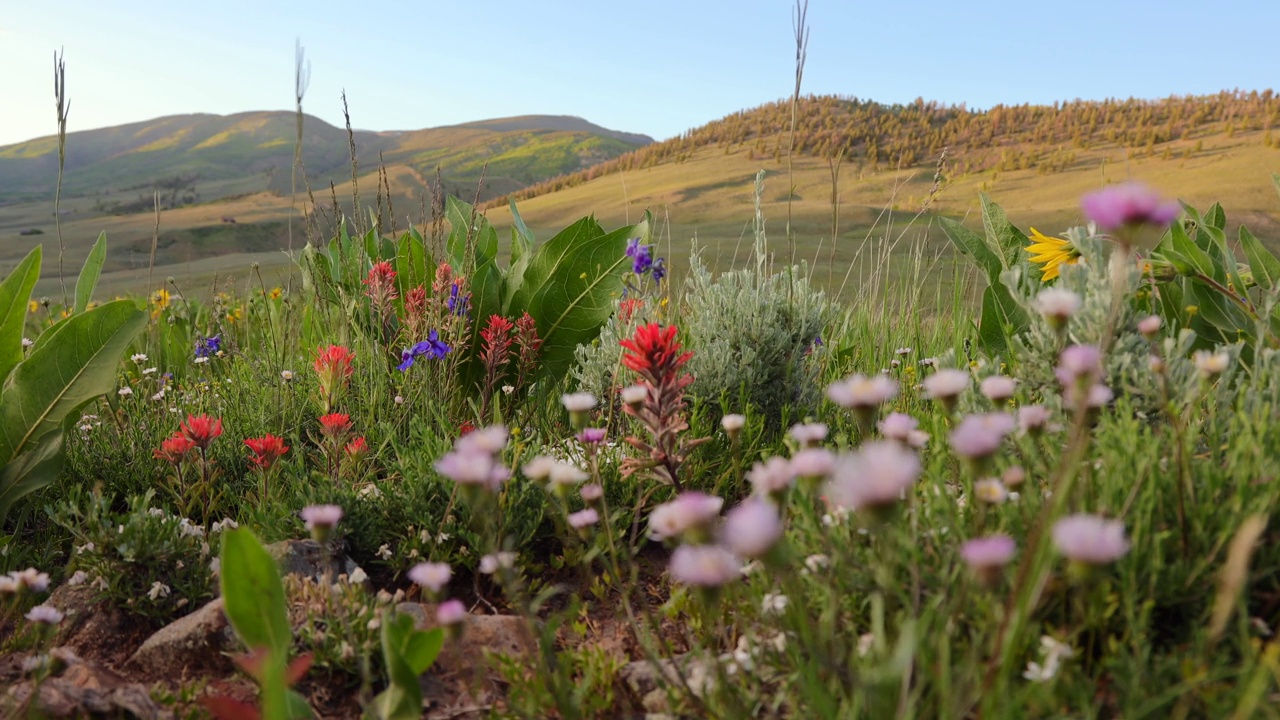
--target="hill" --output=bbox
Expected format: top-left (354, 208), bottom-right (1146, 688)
top-left (0, 112), bottom-right (653, 206)
top-left (482, 91), bottom-right (1280, 296)
top-left (0, 112), bottom-right (651, 293)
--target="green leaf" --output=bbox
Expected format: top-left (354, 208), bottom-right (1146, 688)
top-left (980, 193), bottom-right (1029, 271)
top-left (1203, 202), bottom-right (1227, 231)
top-left (0, 246), bottom-right (41, 388)
top-left (939, 217), bottom-right (1001, 282)
top-left (374, 613), bottom-right (426, 720)
top-left (446, 196), bottom-right (498, 265)
top-left (0, 430), bottom-right (65, 524)
top-left (0, 300), bottom-right (144, 467)
top-left (402, 626), bottom-right (445, 675)
top-left (511, 216), bottom-right (642, 381)
top-left (395, 228), bottom-right (429, 294)
top-left (74, 232), bottom-right (107, 315)
top-left (220, 528), bottom-right (292, 659)
top-left (1240, 225), bottom-right (1280, 291)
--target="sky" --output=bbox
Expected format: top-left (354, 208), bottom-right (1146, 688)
top-left (1, 0), bottom-right (1277, 147)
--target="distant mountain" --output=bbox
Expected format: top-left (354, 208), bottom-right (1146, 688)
top-left (0, 112), bottom-right (653, 205)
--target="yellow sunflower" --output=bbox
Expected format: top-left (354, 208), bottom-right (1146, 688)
top-left (1026, 227), bottom-right (1081, 282)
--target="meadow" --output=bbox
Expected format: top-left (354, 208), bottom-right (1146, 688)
top-left (4, 29), bottom-right (1280, 716)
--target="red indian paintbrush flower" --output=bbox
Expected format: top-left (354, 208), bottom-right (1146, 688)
top-left (363, 261), bottom-right (398, 300)
top-left (154, 433), bottom-right (196, 465)
top-left (244, 434), bottom-right (289, 470)
top-left (318, 412), bottom-right (352, 441)
top-left (344, 436), bottom-right (368, 462)
top-left (314, 344), bottom-right (355, 389)
top-left (619, 323), bottom-right (694, 380)
top-left (179, 414), bottom-right (223, 451)
top-left (618, 323), bottom-right (705, 489)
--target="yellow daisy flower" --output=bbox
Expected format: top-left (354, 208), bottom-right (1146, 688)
top-left (1026, 227), bottom-right (1081, 282)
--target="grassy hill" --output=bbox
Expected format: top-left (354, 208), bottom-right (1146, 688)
top-left (0, 112), bottom-right (651, 294)
top-left (482, 91), bottom-right (1280, 301)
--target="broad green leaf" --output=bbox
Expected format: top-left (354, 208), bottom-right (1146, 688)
top-left (1203, 202), bottom-right (1227, 231)
top-left (74, 232), bottom-right (107, 315)
top-left (220, 528), bottom-right (292, 658)
top-left (980, 193), bottom-right (1029, 271)
top-left (0, 430), bottom-right (65, 524)
top-left (1168, 220), bottom-right (1217, 279)
top-left (446, 196), bottom-right (498, 265)
top-left (402, 626), bottom-right (445, 674)
top-left (375, 613), bottom-right (426, 720)
top-left (0, 246), bottom-right (41, 388)
top-left (939, 217), bottom-right (1001, 282)
top-left (516, 216), bottom-right (643, 381)
top-left (504, 200), bottom-right (538, 304)
top-left (1240, 226), bottom-right (1280, 291)
top-left (395, 229), bottom-right (428, 294)
top-left (0, 300), bottom-right (144, 466)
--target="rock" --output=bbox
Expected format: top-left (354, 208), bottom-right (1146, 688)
top-left (4, 654), bottom-right (172, 719)
top-left (126, 597), bottom-right (232, 677)
top-left (45, 583), bottom-right (153, 667)
top-left (618, 654), bottom-right (715, 714)
top-left (395, 602), bottom-right (536, 672)
top-left (266, 539), bottom-right (364, 583)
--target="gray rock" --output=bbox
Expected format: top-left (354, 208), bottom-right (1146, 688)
top-left (125, 597), bottom-right (232, 676)
top-left (618, 654), bottom-right (714, 714)
top-left (265, 539), bottom-right (364, 583)
top-left (5, 655), bottom-right (172, 719)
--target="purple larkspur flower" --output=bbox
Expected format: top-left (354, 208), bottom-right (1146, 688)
top-left (626, 237), bottom-right (654, 275)
top-left (651, 257), bottom-right (667, 282)
top-left (447, 285), bottom-right (470, 317)
top-left (398, 329), bottom-right (451, 371)
top-left (194, 334), bottom-right (222, 359)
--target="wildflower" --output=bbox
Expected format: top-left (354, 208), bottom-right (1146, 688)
top-left (362, 261), bottom-right (398, 305)
top-left (437, 599), bottom-right (468, 626)
top-left (117, 386), bottom-right (134, 398)
top-left (1002, 466), bottom-right (1027, 487)
top-left (1017, 405), bottom-right (1052, 435)
top-left (825, 374), bottom-right (898, 409)
top-left (479, 552), bottom-right (517, 575)
top-left (1052, 514), bottom-right (1130, 566)
top-left (244, 435), bottom-right (289, 470)
top-left (1026, 228), bottom-right (1081, 282)
top-left (762, 593), bottom-right (789, 615)
top-left (651, 257), bottom-right (667, 282)
top-left (980, 376), bottom-right (1017, 402)
top-left (398, 330), bottom-right (451, 371)
top-left (879, 412), bottom-right (929, 448)
top-left (394, 394), bottom-right (404, 404)
top-left (961, 534), bottom-right (1016, 586)
top-left (804, 554), bottom-right (830, 573)
top-left (1056, 345), bottom-right (1103, 387)
top-left (721, 498), bottom-right (782, 559)
top-left (407, 562), bottom-right (452, 595)
top-left (896, 347), bottom-right (912, 356)
top-left (318, 413), bottom-right (352, 441)
top-left (790, 448), bottom-right (835, 482)
top-left (9, 568), bottom-right (50, 594)
top-left (562, 392), bottom-right (597, 427)
top-left (547, 462), bottom-right (589, 490)
top-left (949, 413), bottom-right (1016, 464)
top-left (300, 504), bottom-right (343, 542)
top-left (194, 356), bottom-right (209, 365)
top-left (148, 582), bottom-right (171, 601)
top-left (824, 441), bottom-right (922, 516)
top-left (747, 456), bottom-right (795, 497)
top-left (377, 544), bottom-right (393, 560)
top-left (455, 424), bottom-right (508, 455)
top-left (648, 492), bottom-right (724, 542)
top-left (789, 422), bottom-right (828, 447)
top-left (1024, 636), bottom-right (1076, 682)
top-left (567, 507), bottom-right (599, 531)
top-left (194, 334), bottom-right (222, 359)
top-left (923, 369), bottom-right (970, 409)
top-left (576, 428), bottom-right (606, 445)
top-left (313, 344), bottom-right (355, 401)
top-left (446, 282), bottom-right (470, 317)
top-left (25, 605), bottom-right (63, 625)
top-left (668, 545), bottom-right (741, 588)
top-left (1081, 182), bottom-right (1180, 235)
top-left (131, 353), bottom-right (148, 363)
top-left (580, 483), bottom-right (604, 505)
top-left (620, 384), bottom-right (647, 407)
top-left (435, 450), bottom-right (508, 491)
top-left (522, 455), bottom-right (557, 481)
top-left (179, 414), bottom-right (223, 450)
top-left (21, 337), bottom-right (33, 348)
top-left (344, 437), bottom-right (368, 463)
top-left (973, 478), bottom-right (1009, 504)
top-left (281, 370), bottom-right (294, 381)
top-left (143, 367), bottom-right (157, 375)
top-left (721, 413), bottom-right (746, 441)
top-left (1193, 350), bottom-right (1230, 378)
top-left (1138, 315), bottom-right (1162, 340)
top-left (626, 237), bottom-right (654, 275)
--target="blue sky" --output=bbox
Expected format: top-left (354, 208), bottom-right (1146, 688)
top-left (2, 0), bottom-right (1276, 146)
